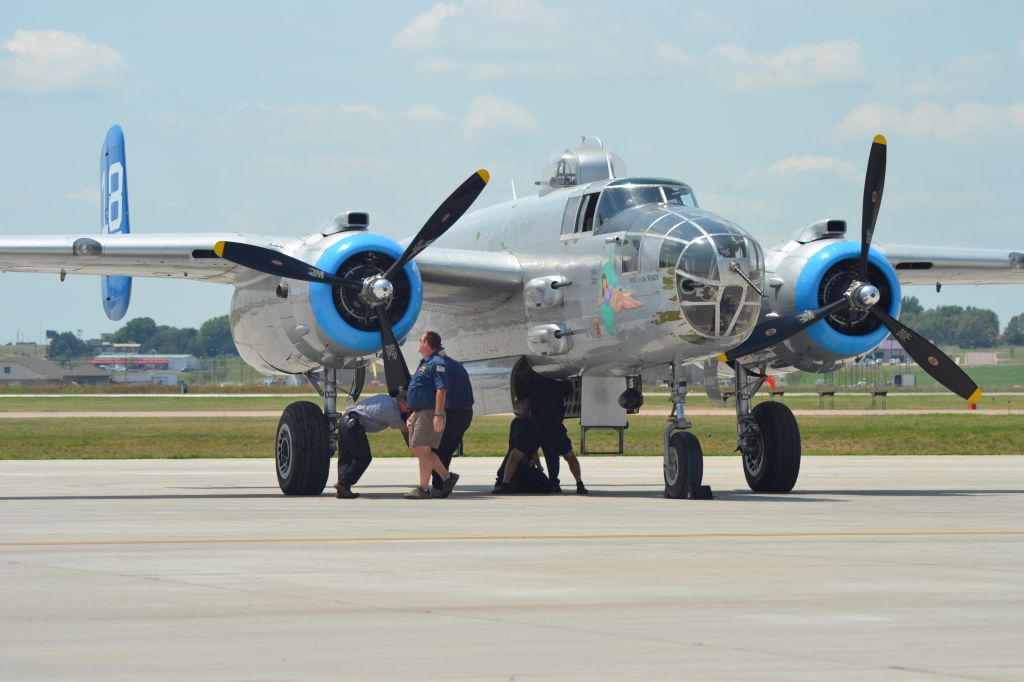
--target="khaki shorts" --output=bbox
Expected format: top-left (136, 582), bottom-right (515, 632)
top-left (409, 409), bottom-right (444, 448)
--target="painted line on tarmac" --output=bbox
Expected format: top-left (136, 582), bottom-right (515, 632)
top-left (3, 530), bottom-right (1023, 548)
top-left (0, 411), bottom-right (283, 418)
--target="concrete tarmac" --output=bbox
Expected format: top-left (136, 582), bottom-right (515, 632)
top-left (1, 456), bottom-right (1023, 681)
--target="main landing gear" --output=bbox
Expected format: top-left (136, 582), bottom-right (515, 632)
top-left (662, 360), bottom-right (802, 498)
top-left (274, 367), bottom-right (364, 495)
top-left (733, 363), bottom-right (801, 493)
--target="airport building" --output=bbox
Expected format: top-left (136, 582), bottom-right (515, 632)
top-left (90, 351), bottom-right (198, 385)
top-left (0, 356), bottom-right (111, 386)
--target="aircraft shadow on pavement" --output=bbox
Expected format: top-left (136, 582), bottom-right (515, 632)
top-left (5, 487), bottom-right (1020, 503)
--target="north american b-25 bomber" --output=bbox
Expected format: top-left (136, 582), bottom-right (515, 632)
top-left (2, 127), bottom-right (1022, 498)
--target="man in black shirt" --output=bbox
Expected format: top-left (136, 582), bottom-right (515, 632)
top-left (497, 365), bottom-right (588, 494)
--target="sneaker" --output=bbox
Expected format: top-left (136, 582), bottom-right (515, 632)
top-left (576, 482), bottom-right (589, 495)
top-left (334, 484), bottom-right (359, 499)
top-left (442, 472), bottom-right (460, 495)
top-left (550, 483), bottom-right (562, 494)
top-left (491, 481), bottom-right (516, 494)
top-left (404, 486), bottom-right (432, 499)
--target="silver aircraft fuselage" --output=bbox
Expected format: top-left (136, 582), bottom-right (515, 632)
top-left (410, 177), bottom-right (765, 378)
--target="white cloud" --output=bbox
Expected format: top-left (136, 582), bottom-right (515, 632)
top-left (405, 104), bottom-right (449, 125)
top-left (418, 57), bottom-right (574, 80)
top-left (902, 76), bottom-right (958, 100)
top-left (656, 43), bottom-right (696, 69)
top-left (1009, 103), bottom-right (1024, 129)
top-left (708, 40), bottom-right (864, 91)
top-left (391, 0), bottom-right (592, 77)
top-left (697, 191), bottom-right (779, 222)
top-left (463, 96), bottom-right (540, 138)
top-left (64, 187), bottom-right (98, 209)
top-left (213, 99), bottom-right (500, 144)
top-left (391, 2), bottom-right (460, 51)
top-left (948, 53), bottom-right (1002, 79)
top-left (339, 103), bottom-right (385, 118)
top-left (837, 102), bottom-right (1024, 140)
top-left (0, 29), bottom-right (129, 94)
top-left (157, 112), bottom-right (189, 131)
top-left (764, 155), bottom-right (858, 180)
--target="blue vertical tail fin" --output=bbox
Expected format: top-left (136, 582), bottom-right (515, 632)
top-left (100, 124), bottom-right (132, 320)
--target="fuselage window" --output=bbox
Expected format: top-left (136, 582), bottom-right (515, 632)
top-left (595, 187), bottom-right (663, 228)
top-left (576, 193), bottom-right (599, 233)
top-left (663, 185), bottom-right (697, 207)
top-left (561, 196), bottom-right (582, 236)
top-left (594, 183), bottom-right (697, 229)
top-left (620, 238), bottom-right (642, 273)
top-left (658, 238), bottom-right (686, 269)
top-left (712, 234), bottom-right (750, 259)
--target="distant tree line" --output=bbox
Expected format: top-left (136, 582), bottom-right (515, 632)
top-left (41, 302), bottom-right (1024, 365)
top-left (901, 297), bottom-right (1024, 348)
top-left (46, 315), bottom-right (236, 363)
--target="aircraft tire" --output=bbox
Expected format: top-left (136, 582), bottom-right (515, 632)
top-left (664, 431), bottom-right (703, 499)
top-left (276, 401), bottom-right (331, 495)
top-left (744, 401), bottom-right (801, 493)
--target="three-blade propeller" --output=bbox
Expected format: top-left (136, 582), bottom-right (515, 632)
top-left (719, 135), bottom-right (981, 403)
top-left (215, 169), bottom-right (490, 395)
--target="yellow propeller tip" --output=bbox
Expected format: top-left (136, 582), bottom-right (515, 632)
top-left (873, 134), bottom-right (887, 146)
top-left (477, 169), bottom-right (490, 184)
top-left (213, 241), bottom-right (225, 257)
top-left (715, 353), bottom-right (728, 362)
top-left (968, 388), bottom-right (982, 404)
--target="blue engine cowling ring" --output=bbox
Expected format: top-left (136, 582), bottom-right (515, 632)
top-left (310, 234), bottom-right (423, 353)
top-left (794, 241), bottom-right (901, 358)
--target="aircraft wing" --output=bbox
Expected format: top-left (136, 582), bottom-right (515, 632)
top-left (877, 243), bottom-right (1024, 285)
top-left (0, 234), bottom-right (525, 302)
top-left (414, 247), bottom-right (523, 313)
top-left (0, 233), bottom-right (292, 286)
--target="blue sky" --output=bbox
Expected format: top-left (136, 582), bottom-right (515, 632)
top-left (1, 0), bottom-right (1022, 343)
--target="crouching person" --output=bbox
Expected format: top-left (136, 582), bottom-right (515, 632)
top-left (492, 399), bottom-right (552, 494)
top-left (335, 388), bottom-right (410, 499)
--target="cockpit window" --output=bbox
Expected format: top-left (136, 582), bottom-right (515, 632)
top-left (594, 181), bottom-right (697, 230)
top-left (712, 234), bottom-right (751, 259)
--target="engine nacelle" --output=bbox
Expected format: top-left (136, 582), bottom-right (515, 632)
top-left (229, 232), bottom-right (423, 374)
top-left (756, 227), bottom-right (901, 373)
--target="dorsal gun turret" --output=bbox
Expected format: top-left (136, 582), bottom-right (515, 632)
top-left (537, 136), bottom-right (627, 196)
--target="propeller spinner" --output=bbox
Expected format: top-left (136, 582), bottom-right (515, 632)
top-left (215, 169), bottom-right (490, 395)
top-left (719, 136), bottom-right (981, 403)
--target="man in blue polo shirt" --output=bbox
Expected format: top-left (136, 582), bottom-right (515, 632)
top-left (404, 330), bottom-right (459, 499)
top-left (430, 349), bottom-right (474, 497)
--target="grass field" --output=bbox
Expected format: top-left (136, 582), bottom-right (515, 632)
top-left (1, 392), bottom-right (1022, 412)
top-left (1, 413), bottom-right (1021, 460)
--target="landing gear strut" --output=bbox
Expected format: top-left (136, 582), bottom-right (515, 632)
top-left (274, 367), bottom-right (364, 495)
top-left (663, 363), bottom-right (712, 499)
top-left (732, 363), bottom-right (801, 493)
